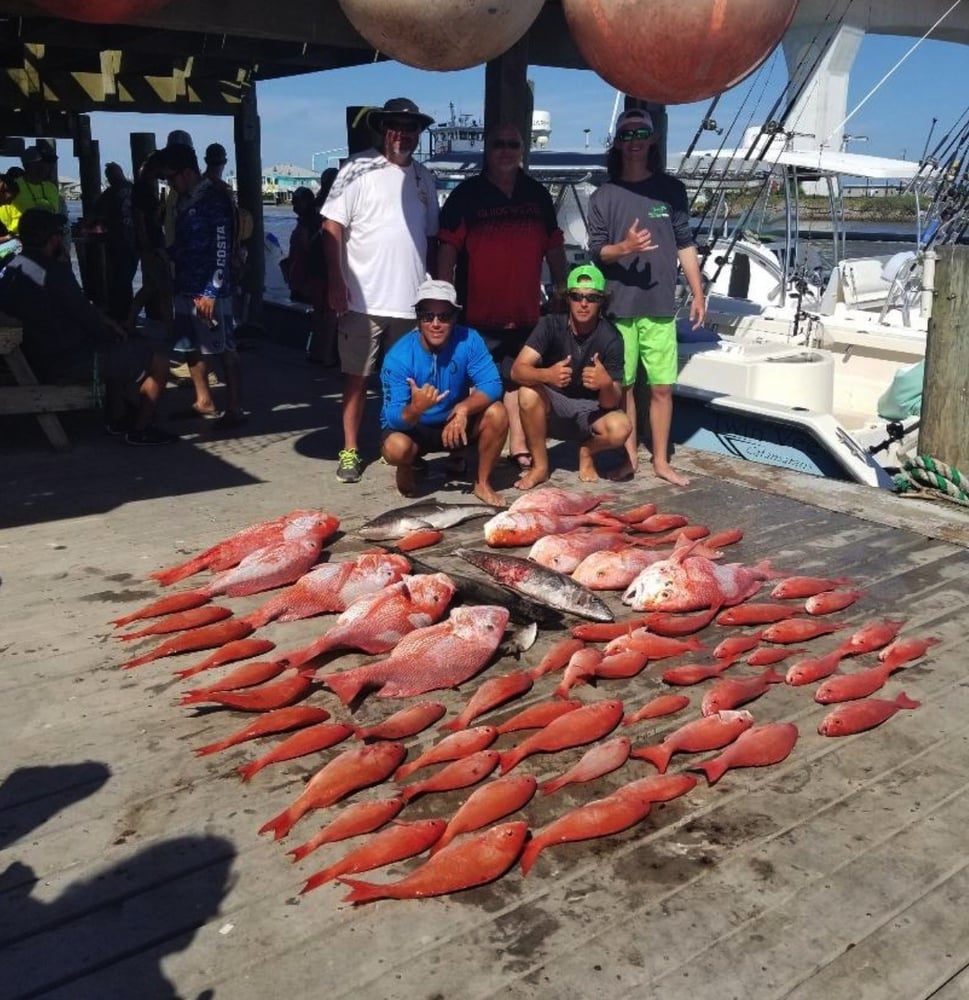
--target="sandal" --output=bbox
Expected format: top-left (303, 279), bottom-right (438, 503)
top-left (508, 452), bottom-right (533, 471)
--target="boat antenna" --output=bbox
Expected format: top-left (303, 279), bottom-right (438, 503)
top-left (821, 0), bottom-right (965, 147)
top-left (919, 118), bottom-right (939, 166)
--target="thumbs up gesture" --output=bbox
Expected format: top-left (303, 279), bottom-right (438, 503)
top-left (581, 352), bottom-right (609, 391)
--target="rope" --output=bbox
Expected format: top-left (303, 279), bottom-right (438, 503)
top-left (893, 454), bottom-right (969, 506)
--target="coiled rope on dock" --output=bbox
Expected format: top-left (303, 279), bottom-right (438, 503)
top-left (893, 455), bottom-right (969, 506)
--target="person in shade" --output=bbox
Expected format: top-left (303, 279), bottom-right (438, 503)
top-left (587, 107), bottom-right (706, 486)
top-left (322, 97), bottom-right (439, 484)
top-left (0, 208), bottom-right (177, 445)
top-left (90, 162), bottom-right (138, 323)
top-left (437, 122), bottom-right (568, 474)
top-left (379, 278), bottom-right (508, 506)
top-left (162, 143), bottom-right (244, 426)
top-left (510, 263), bottom-right (630, 489)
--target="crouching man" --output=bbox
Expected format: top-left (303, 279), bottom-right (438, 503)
top-left (510, 263), bottom-right (630, 488)
top-left (379, 278), bottom-right (508, 506)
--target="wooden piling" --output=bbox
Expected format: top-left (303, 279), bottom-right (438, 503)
top-left (129, 132), bottom-right (156, 179)
top-left (919, 244), bottom-right (969, 473)
top-left (234, 89), bottom-right (264, 326)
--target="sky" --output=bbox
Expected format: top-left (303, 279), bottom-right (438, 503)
top-left (4, 32), bottom-right (968, 180)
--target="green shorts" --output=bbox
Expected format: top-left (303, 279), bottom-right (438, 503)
top-left (613, 315), bottom-right (678, 387)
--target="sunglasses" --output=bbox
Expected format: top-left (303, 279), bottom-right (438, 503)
top-left (418, 309), bottom-right (456, 324)
top-left (490, 139), bottom-right (522, 150)
top-left (568, 291), bottom-right (605, 304)
top-left (617, 127), bottom-right (654, 142)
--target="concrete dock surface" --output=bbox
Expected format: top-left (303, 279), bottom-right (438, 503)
top-left (2, 340), bottom-right (968, 1000)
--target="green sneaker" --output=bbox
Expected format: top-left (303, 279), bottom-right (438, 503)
top-left (336, 448), bottom-right (363, 483)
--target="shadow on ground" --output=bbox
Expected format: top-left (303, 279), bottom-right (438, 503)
top-left (0, 762), bottom-right (235, 1000)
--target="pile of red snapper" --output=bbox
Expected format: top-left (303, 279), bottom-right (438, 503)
top-left (108, 491), bottom-right (937, 904)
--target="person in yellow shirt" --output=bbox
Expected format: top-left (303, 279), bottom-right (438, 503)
top-left (0, 172), bottom-right (20, 249)
top-left (13, 146), bottom-right (61, 219)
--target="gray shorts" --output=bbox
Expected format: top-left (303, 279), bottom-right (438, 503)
top-left (172, 293), bottom-right (237, 355)
top-left (338, 311), bottom-right (414, 377)
top-left (545, 388), bottom-right (613, 442)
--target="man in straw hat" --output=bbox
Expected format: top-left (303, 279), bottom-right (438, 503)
top-left (322, 97), bottom-right (439, 485)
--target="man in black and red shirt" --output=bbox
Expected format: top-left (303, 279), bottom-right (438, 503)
top-left (437, 123), bottom-right (568, 472)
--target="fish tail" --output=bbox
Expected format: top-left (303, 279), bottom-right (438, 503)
top-left (690, 759), bottom-right (726, 785)
top-left (236, 761), bottom-right (263, 782)
top-left (539, 777), bottom-right (564, 796)
top-left (194, 739), bottom-right (230, 756)
top-left (318, 670), bottom-right (368, 706)
top-left (258, 808), bottom-right (296, 841)
top-left (629, 744), bottom-right (671, 773)
top-left (428, 831), bottom-right (453, 857)
top-left (150, 558), bottom-right (210, 586)
top-left (519, 837), bottom-right (543, 876)
top-left (498, 748), bottom-right (525, 775)
top-left (896, 692), bottom-right (921, 710)
top-left (301, 867), bottom-right (340, 895)
top-left (179, 691), bottom-right (208, 706)
top-left (121, 650), bottom-right (162, 669)
top-left (338, 876), bottom-right (386, 904)
top-left (393, 762), bottom-right (418, 781)
top-left (439, 719), bottom-right (464, 733)
top-left (287, 840), bottom-right (316, 864)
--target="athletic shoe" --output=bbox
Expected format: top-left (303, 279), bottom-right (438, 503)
top-left (125, 426), bottom-right (180, 446)
top-left (336, 448), bottom-right (362, 483)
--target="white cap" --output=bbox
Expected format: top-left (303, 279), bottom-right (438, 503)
top-left (614, 108), bottom-right (654, 134)
top-left (414, 277), bottom-right (461, 308)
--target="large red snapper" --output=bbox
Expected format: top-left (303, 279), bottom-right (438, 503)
top-left (483, 510), bottom-right (622, 547)
top-left (318, 606), bottom-right (510, 704)
top-left (149, 509), bottom-right (336, 586)
top-left (571, 547), bottom-right (667, 591)
top-left (242, 552), bottom-right (410, 628)
top-left (281, 573), bottom-right (456, 673)
top-left (622, 543), bottom-right (772, 612)
top-left (509, 486), bottom-right (615, 515)
top-left (528, 527), bottom-right (627, 574)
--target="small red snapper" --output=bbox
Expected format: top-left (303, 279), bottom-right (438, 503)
top-left (630, 709), bottom-right (754, 772)
top-left (688, 722), bottom-right (799, 784)
top-left (818, 692), bottom-right (920, 736)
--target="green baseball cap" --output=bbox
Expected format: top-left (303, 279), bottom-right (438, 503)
top-left (567, 262), bottom-right (606, 292)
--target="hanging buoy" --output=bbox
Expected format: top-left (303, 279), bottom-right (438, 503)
top-left (563, 0), bottom-right (798, 104)
top-left (337, 0), bottom-right (544, 71)
top-left (30, 0), bottom-right (172, 23)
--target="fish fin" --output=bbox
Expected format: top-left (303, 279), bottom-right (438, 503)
top-left (258, 809), bottom-right (296, 841)
top-left (301, 867), bottom-right (340, 895)
top-left (629, 744), bottom-right (671, 773)
top-left (318, 669), bottom-right (370, 706)
top-left (338, 876), bottom-right (385, 904)
top-left (687, 758), bottom-right (726, 785)
top-left (120, 651), bottom-right (160, 669)
top-left (236, 761), bottom-right (261, 782)
top-left (498, 748), bottom-right (524, 775)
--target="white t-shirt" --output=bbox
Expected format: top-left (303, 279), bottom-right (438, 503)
top-left (323, 150), bottom-right (439, 318)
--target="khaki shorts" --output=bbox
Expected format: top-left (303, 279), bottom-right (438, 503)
top-left (613, 315), bottom-right (678, 386)
top-left (338, 311), bottom-right (414, 377)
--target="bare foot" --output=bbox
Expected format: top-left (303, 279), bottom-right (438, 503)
top-left (396, 465), bottom-right (418, 497)
top-left (605, 461), bottom-right (636, 483)
top-left (578, 463), bottom-right (600, 483)
top-left (473, 482), bottom-right (506, 507)
top-left (514, 468), bottom-right (550, 491)
top-left (653, 461), bottom-right (691, 486)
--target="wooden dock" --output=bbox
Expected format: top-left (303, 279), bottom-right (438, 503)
top-left (2, 341), bottom-right (968, 1000)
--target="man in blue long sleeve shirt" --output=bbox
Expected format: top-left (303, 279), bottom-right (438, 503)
top-left (380, 278), bottom-right (508, 505)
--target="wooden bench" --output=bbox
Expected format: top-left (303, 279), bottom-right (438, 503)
top-left (0, 323), bottom-right (95, 451)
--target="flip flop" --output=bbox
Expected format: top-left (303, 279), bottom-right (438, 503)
top-left (508, 452), bottom-right (533, 471)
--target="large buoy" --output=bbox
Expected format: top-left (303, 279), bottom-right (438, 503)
top-left (337, 0), bottom-right (544, 71)
top-left (30, 0), bottom-right (171, 22)
top-left (563, 0), bottom-right (798, 105)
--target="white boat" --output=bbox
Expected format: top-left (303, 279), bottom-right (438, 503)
top-left (666, 139), bottom-right (948, 487)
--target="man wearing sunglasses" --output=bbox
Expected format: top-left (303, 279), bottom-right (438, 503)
top-left (509, 263), bottom-right (630, 489)
top-left (588, 107), bottom-right (705, 487)
top-left (379, 278), bottom-right (508, 506)
top-left (438, 123), bottom-right (568, 476)
top-left (322, 97), bottom-right (439, 485)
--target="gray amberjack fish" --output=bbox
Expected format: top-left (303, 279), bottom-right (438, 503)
top-left (456, 548), bottom-right (615, 623)
top-left (359, 500), bottom-right (502, 540)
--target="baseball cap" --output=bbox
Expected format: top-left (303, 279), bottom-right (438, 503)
top-left (204, 142), bottom-right (227, 165)
top-left (567, 263), bottom-right (607, 292)
top-left (18, 208), bottom-right (68, 248)
top-left (166, 129), bottom-right (194, 149)
top-left (614, 108), bottom-right (654, 134)
top-left (414, 277), bottom-right (461, 308)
